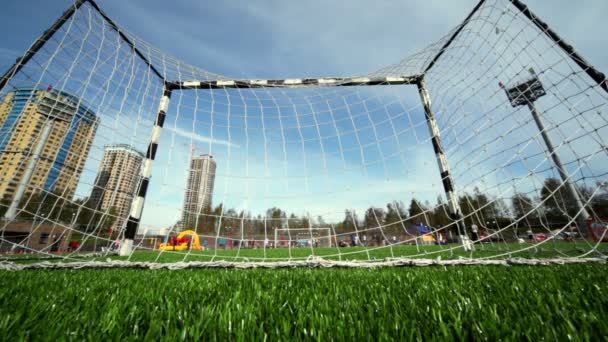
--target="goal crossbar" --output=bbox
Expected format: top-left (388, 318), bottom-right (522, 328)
top-left (166, 76), bottom-right (421, 90)
top-left (4, 0), bottom-right (605, 94)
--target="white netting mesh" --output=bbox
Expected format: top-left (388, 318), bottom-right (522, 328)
top-left (0, 0), bottom-right (607, 268)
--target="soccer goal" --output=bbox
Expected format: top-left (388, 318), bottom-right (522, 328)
top-left (1, 0), bottom-right (607, 269)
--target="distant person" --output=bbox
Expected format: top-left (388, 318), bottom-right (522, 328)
top-left (264, 238), bottom-right (269, 248)
top-left (562, 224), bottom-right (575, 242)
top-left (362, 235), bottom-right (367, 246)
top-left (527, 229), bottom-right (534, 242)
top-left (69, 240), bottom-right (79, 252)
top-left (471, 224), bottom-right (479, 243)
top-left (105, 239), bottom-right (121, 253)
top-left (218, 238), bottom-right (226, 250)
top-left (566, 224), bottom-right (576, 242)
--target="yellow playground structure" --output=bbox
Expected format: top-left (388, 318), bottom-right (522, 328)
top-left (158, 230), bottom-right (203, 251)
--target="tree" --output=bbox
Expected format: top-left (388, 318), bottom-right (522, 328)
top-left (492, 198), bottom-right (512, 228)
top-left (458, 187), bottom-right (498, 227)
top-left (428, 196), bottom-right (451, 229)
top-left (253, 214), bottom-right (265, 235)
top-left (384, 202), bottom-right (407, 235)
top-left (539, 177), bottom-right (605, 227)
top-left (472, 187), bottom-right (497, 223)
top-left (364, 207), bottom-right (386, 230)
top-left (183, 204), bottom-right (216, 234)
top-left (77, 205), bottom-right (117, 234)
top-left (539, 178), bottom-right (589, 225)
top-left (590, 183), bottom-right (608, 218)
top-left (407, 198), bottom-right (427, 225)
top-left (23, 193), bottom-right (120, 235)
top-left (266, 207), bottom-right (286, 235)
top-left (341, 210), bottom-right (359, 233)
top-left (300, 215), bottom-right (311, 229)
top-left (238, 210), bottom-right (254, 238)
top-left (288, 213), bottom-right (300, 228)
top-left (315, 215), bottom-right (326, 228)
top-left (200, 205), bottom-right (216, 234)
top-left (19, 192), bottom-right (63, 221)
top-left (209, 203), bottom-right (225, 233)
top-left (227, 208), bottom-right (240, 232)
top-left (512, 193), bottom-right (538, 224)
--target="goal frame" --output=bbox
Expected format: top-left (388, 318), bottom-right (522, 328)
top-left (2, 0), bottom-right (607, 257)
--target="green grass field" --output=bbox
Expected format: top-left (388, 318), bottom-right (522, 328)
top-left (0, 264), bottom-right (606, 340)
top-left (5, 241), bottom-right (607, 264)
top-left (1, 243), bottom-right (607, 340)
top-left (122, 241), bottom-right (607, 263)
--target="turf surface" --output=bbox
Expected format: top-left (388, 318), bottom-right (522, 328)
top-left (0, 264), bottom-right (606, 340)
top-left (122, 242), bottom-right (605, 263)
top-left (4, 241), bottom-right (606, 264)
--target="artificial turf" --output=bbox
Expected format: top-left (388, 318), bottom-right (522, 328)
top-left (4, 241), bottom-right (605, 265)
top-left (0, 264), bottom-right (606, 340)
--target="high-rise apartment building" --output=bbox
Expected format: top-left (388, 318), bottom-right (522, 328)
top-left (182, 154), bottom-right (216, 229)
top-left (0, 88), bottom-right (98, 202)
top-left (89, 145), bottom-right (143, 228)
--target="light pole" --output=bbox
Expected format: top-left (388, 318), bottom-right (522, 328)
top-left (500, 68), bottom-right (590, 234)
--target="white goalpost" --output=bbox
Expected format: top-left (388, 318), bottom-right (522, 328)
top-left (1, 0), bottom-right (608, 268)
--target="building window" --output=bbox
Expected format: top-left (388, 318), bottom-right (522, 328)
top-left (39, 233), bottom-right (49, 245)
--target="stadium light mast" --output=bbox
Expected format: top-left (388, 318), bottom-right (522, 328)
top-left (500, 68), bottom-right (591, 232)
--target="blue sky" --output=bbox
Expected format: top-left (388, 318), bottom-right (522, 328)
top-left (2, 1), bottom-right (606, 78)
top-left (1, 0), bottom-right (607, 232)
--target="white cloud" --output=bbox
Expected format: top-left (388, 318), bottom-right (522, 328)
top-left (165, 125), bottom-right (240, 148)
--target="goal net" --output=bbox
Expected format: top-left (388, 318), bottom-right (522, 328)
top-left (1, 0), bottom-right (607, 268)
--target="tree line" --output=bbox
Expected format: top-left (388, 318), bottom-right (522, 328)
top-left (0, 192), bottom-right (117, 233)
top-left (2, 177), bottom-right (606, 237)
top-left (183, 177), bottom-right (608, 236)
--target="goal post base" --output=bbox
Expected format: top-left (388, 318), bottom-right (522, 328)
top-left (459, 235), bottom-right (475, 252)
top-left (119, 239), bottom-right (134, 256)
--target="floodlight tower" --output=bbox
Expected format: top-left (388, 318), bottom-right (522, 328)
top-left (500, 69), bottom-right (591, 232)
